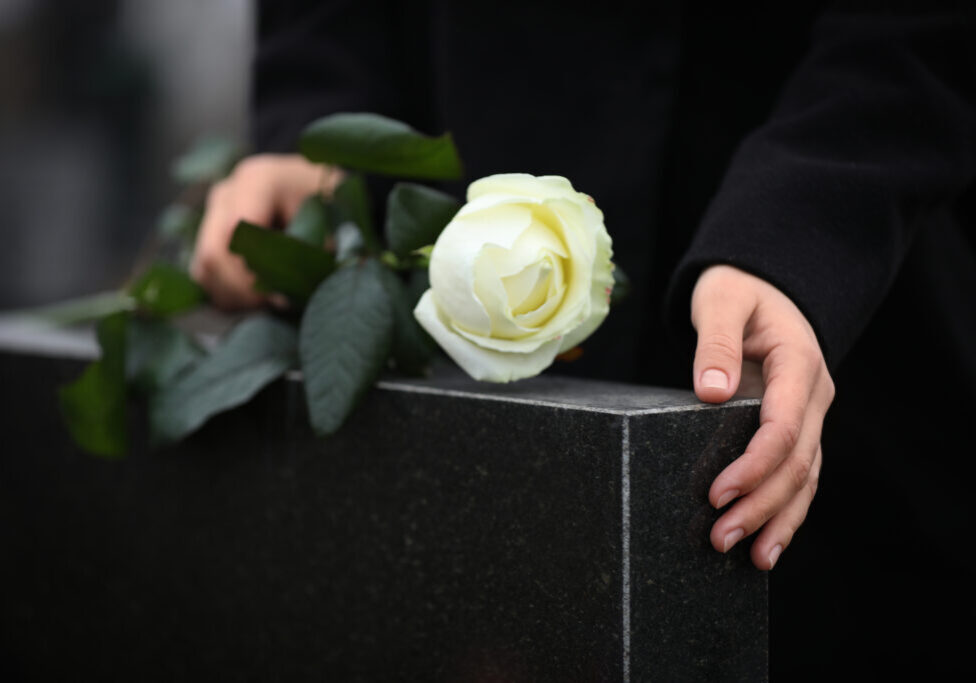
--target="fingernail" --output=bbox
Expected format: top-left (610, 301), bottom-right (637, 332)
top-left (701, 368), bottom-right (729, 390)
top-left (768, 544), bottom-right (783, 569)
top-left (715, 489), bottom-right (739, 509)
top-left (722, 528), bottom-right (744, 552)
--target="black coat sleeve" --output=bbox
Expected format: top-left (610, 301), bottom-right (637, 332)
top-left (251, 0), bottom-right (423, 153)
top-left (665, 4), bottom-right (976, 368)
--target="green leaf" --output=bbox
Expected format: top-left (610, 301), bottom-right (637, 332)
top-left (406, 268), bottom-right (431, 306)
top-left (59, 312), bottom-right (129, 458)
top-left (126, 318), bottom-right (205, 393)
top-left (150, 314), bottom-right (297, 444)
top-left (229, 221), bottom-right (336, 302)
top-left (376, 265), bottom-right (435, 376)
top-left (333, 173), bottom-right (379, 252)
top-left (299, 112), bottom-right (463, 180)
top-left (286, 194), bottom-right (335, 247)
top-left (157, 204), bottom-right (202, 241)
top-left (171, 135), bottom-right (241, 184)
top-left (13, 290), bottom-right (135, 327)
top-left (129, 263), bottom-right (205, 316)
top-left (385, 182), bottom-right (460, 256)
top-left (299, 260), bottom-right (394, 435)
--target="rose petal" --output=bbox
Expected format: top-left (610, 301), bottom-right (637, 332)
top-left (468, 174), bottom-right (579, 203)
top-left (469, 212), bottom-right (569, 340)
top-left (429, 203), bottom-right (534, 336)
top-left (504, 259), bottom-right (551, 314)
top-left (514, 253), bottom-right (565, 327)
top-left (557, 218), bottom-right (614, 352)
top-left (414, 290), bottom-right (562, 382)
top-left (502, 200), bottom-right (591, 341)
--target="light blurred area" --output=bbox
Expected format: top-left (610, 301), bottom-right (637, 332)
top-left (0, 0), bottom-right (253, 308)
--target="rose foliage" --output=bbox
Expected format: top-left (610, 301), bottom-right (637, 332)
top-left (45, 113), bottom-right (617, 458)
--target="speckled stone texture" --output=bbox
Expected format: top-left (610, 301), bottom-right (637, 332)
top-left (0, 326), bottom-right (765, 682)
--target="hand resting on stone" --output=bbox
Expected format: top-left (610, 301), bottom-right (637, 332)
top-left (691, 264), bottom-right (834, 570)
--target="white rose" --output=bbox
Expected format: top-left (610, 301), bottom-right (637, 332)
top-left (413, 173), bottom-right (614, 382)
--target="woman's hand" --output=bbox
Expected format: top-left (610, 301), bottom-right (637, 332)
top-left (691, 264), bottom-right (834, 570)
top-left (190, 153), bottom-right (338, 309)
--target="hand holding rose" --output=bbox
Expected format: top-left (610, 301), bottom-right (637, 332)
top-left (190, 154), bottom-right (338, 309)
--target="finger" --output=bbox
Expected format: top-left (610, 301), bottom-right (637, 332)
top-left (245, 154), bottom-right (329, 223)
top-left (191, 181), bottom-right (266, 309)
top-left (690, 272), bottom-right (756, 403)
top-left (229, 164), bottom-right (277, 228)
top-left (190, 180), bottom-right (233, 287)
top-left (205, 252), bottom-right (264, 310)
top-left (710, 379), bottom-right (827, 552)
top-left (751, 445), bottom-right (822, 570)
top-left (277, 159), bottom-right (338, 218)
top-left (708, 343), bottom-right (823, 507)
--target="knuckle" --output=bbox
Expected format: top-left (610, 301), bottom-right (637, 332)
top-left (799, 341), bottom-right (821, 366)
top-left (777, 419), bottom-right (802, 454)
top-left (234, 154), bottom-right (262, 174)
top-left (699, 332), bottom-right (741, 364)
top-left (230, 156), bottom-right (265, 184)
top-left (746, 491), bottom-right (780, 531)
top-left (786, 455), bottom-right (813, 491)
top-left (727, 455), bottom-right (763, 492)
top-left (234, 153), bottom-right (279, 180)
top-left (824, 372), bottom-right (836, 403)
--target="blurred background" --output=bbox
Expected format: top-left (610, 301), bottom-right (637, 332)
top-left (0, 0), bottom-right (252, 309)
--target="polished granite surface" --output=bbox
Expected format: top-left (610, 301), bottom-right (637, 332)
top-left (0, 323), bottom-right (764, 682)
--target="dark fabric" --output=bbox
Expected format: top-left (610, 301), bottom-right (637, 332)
top-left (667, 7), bottom-right (976, 368)
top-left (252, 1), bottom-right (976, 677)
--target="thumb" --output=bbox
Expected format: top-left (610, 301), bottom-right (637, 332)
top-left (690, 267), bottom-right (754, 403)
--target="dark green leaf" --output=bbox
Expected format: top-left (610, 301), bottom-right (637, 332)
top-left (299, 260), bottom-right (394, 435)
top-left (376, 265), bottom-right (435, 376)
top-left (406, 269), bottom-right (431, 307)
top-left (610, 265), bottom-right (630, 306)
top-left (171, 135), bottom-right (241, 184)
top-left (286, 194), bottom-right (336, 246)
top-left (229, 221), bottom-right (335, 302)
top-left (385, 182), bottom-right (460, 256)
top-left (130, 263), bottom-right (205, 316)
top-left (333, 173), bottom-right (379, 252)
top-left (59, 312), bottom-right (128, 458)
top-left (126, 318), bottom-right (205, 393)
top-left (299, 112), bottom-right (462, 180)
top-left (150, 315), bottom-right (297, 444)
top-left (157, 204), bottom-right (202, 241)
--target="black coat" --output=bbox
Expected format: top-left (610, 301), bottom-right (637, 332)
top-left (253, 1), bottom-right (976, 677)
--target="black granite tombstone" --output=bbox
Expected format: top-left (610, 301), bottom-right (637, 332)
top-left (0, 321), bottom-right (765, 682)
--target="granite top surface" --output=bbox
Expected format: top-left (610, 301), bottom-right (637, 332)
top-left (0, 313), bottom-right (760, 416)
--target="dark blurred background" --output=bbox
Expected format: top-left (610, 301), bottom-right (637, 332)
top-left (0, 0), bottom-right (252, 309)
